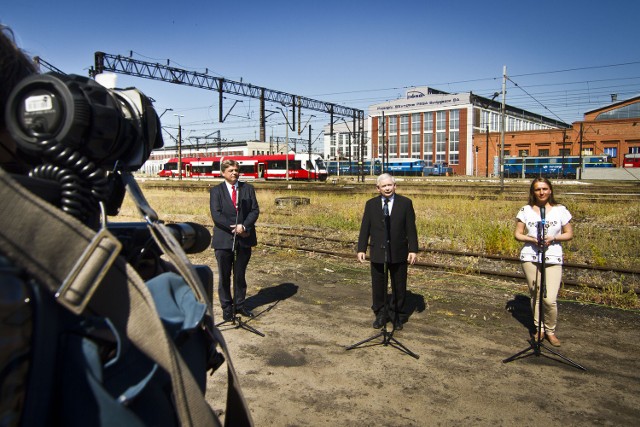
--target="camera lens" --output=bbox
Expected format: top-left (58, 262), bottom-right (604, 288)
top-left (6, 72), bottom-right (162, 171)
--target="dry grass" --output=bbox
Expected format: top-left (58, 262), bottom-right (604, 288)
top-left (117, 184), bottom-right (639, 270)
top-left (115, 181), bottom-right (639, 309)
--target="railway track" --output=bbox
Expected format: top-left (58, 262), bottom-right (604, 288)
top-left (259, 224), bottom-right (640, 295)
top-left (139, 178), bottom-right (640, 202)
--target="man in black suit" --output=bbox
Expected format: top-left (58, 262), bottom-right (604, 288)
top-left (210, 159), bottom-right (260, 321)
top-left (357, 173), bottom-right (418, 330)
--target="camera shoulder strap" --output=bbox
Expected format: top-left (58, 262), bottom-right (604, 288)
top-left (0, 167), bottom-right (252, 427)
top-left (120, 171), bottom-right (254, 427)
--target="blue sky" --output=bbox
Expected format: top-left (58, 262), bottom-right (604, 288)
top-left (4, 0), bottom-right (640, 149)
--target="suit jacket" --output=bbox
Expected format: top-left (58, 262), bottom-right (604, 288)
top-left (210, 181), bottom-right (259, 250)
top-left (357, 193), bottom-right (418, 264)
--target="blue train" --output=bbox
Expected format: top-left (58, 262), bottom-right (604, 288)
top-left (326, 160), bottom-right (382, 176)
top-left (503, 155), bottom-right (613, 178)
top-left (385, 159), bottom-right (427, 176)
top-left (326, 158), bottom-right (427, 176)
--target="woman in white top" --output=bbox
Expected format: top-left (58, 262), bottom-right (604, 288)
top-left (514, 177), bottom-right (573, 347)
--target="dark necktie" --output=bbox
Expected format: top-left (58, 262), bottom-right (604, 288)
top-left (232, 185), bottom-right (237, 211)
top-left (383, 197), bottom-right (389, 217)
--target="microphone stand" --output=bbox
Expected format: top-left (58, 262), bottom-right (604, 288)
top-left (503, 206), bottom-right (585, 370)
top-left (347, 200), bottom-right (419, 359)
top-left (216, 183), bottom-right (264, 337)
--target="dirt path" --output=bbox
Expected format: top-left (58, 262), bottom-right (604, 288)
top-left (197, 247), bottom-right (640, 426)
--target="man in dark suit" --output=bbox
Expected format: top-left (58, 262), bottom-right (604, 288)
top-left (357, 173), bottom-right (418, 330)
top-left (210, 159), bottom-right (260, 321)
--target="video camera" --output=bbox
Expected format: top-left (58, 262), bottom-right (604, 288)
top-left (1, 55), bottom-right (233, 423)
top-left (4, 71), bottom-right (212, 285)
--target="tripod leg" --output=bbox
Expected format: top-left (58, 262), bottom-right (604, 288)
top-left (346, 331), bottom-right (386, 350)
top-left (235, 317), bottom-right (265, 337)
top-left (387, 336), bottom-right (420, 359)
top-left (539, 343), bottom-right (587, 371)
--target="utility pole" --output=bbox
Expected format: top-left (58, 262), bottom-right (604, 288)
top-left (500, 65), bottom-right (507, 192)
top-left (485, 124), bottom-right (489, 177)
top-left (308, 125), bottom-right (313, 180)
top-left (285, 110), bottom-right (290, 181)
top-left (174, 114), bottom-right (184, 180)
top-left (382, 111), bottom-right (386, 174)
top-left (579, 123), bottom-right (584, 180)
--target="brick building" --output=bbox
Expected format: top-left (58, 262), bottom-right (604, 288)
top-left (323, 88), bottom-right (639, 177)
top-left (471, 94), bottom-right (640, 177)
top-left (324, 87), bottom-right (569, 176)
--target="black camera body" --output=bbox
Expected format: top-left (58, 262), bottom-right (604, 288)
top-left (4, 71), bottom-right (212, 283)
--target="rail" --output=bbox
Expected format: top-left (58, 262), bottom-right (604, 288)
top-left (260, 224), bottom-right (640, 294)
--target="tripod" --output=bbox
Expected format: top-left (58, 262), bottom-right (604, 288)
top-left (503, 206), bottom-right (585, 370)
top-left (347, 200), bottom-right (419, 359)
top-left (216, 186), bottom-right (264, 337)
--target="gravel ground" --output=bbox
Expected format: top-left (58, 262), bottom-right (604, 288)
top-left (192, 246), bottom-right (640, 426)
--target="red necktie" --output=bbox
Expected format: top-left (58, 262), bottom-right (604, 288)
top-left (232, 185), bottom-right (237, 211)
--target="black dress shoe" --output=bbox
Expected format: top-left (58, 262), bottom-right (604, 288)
top-left (222, 309), bottom-right (233, 321)
top-left (372, 312), bottom-right (387, 329)
top-left (393, 320), bottom-right (403, 331)
top-left (237, 307), bottom-right (255, 318)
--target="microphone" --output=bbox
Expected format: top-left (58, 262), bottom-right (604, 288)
top-left (235, 184), bottom-right (240, 211)
top-left (537, 206), bottom-right (546, 246)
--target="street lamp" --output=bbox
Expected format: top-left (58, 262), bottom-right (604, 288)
top-left (174, 114), bottom-right (184, 180)
top-left (500, 65), bottom-right (507, 192)
top-left (277, 107), bottom-right (291, 181)
top-left (159, 108), bottom-right (173, 118)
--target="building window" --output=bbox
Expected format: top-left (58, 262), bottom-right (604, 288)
top-left (449, 131), bottom-right (459, 164)
top-left (436, 111), bottom-right (446, 131)
top-left (412, 113), bottom-right (421, 133)
top-left (424, 112), bottom-right (433, 132)
top-left (389, 115), bottom-right (397, 134)
top-left (491, 112), bottom-right (500, 131)
top-left (436, 111), bottom-right (446, 163)
top-left (519, 149), bottom-right (529, 157)
top-left (481, 110), bottom-right (489, 129)
top-left (400, 115), bottom-right (409, 134)
top-left (449, 109), bottom-right (459, 130)
top-left (604, 147), bottom-right (617, 158)
top-left (389, 135), bottom-right (397, 156)
top-left (424, 134), bottom-right (433, 164)
top-left (448, 110), bottom-right (459, 165)
top-left (423, 112), bottom-right (433, 164)
top-left (412, 134), bottom-right (421, 157)
top-left (400, 134), bottom-right (409, 157)
top-left (539, 149), bottom-right (549, 156)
